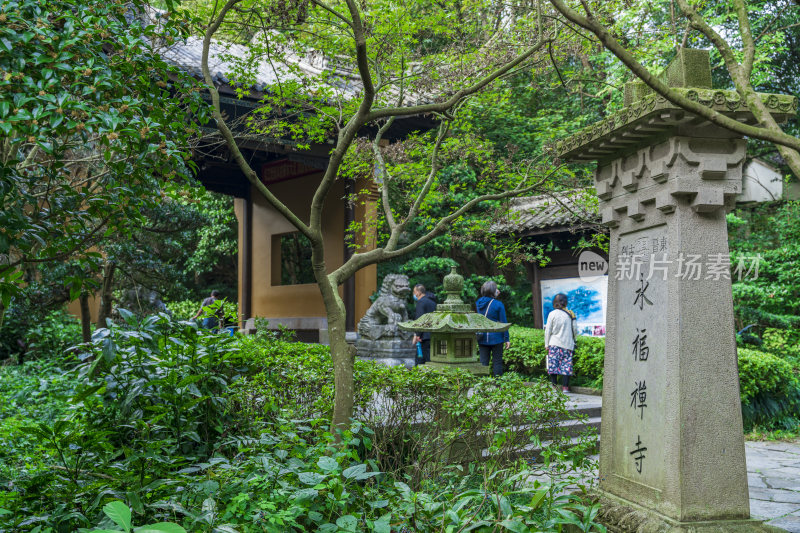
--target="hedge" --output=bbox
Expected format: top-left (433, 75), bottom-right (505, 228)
top-left (505, 326), bottom-right (800, 429)
top-left (738, 347), bottom-right (800, 429)
top-left (504, 326), bottom-right (605, 387)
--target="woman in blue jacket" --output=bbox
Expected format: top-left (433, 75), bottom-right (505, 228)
top-left (475, 281), bottom-right (511, 377)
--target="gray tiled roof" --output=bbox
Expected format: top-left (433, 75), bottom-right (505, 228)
top-left (491, 189), bottom-right (600, 234)
top-left (162, 36), bottom-right (361, 96)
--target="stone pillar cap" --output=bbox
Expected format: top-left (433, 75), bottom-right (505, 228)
top-left (553, 49), bottom-right (797, 162)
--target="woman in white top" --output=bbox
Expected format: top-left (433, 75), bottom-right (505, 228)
top-left (544, 293), bottom-right (578, 393)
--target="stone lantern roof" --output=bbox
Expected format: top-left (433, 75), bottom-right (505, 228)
top-left (398, 266), bottom-right (510, 334)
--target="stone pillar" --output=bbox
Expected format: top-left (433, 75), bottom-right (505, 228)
top-left (597, 128), bottom-right (751, 525)
top-left (554, 50), bottom-right (797, 532)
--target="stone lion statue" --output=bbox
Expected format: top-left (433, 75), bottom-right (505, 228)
top-left (357, 274), bottom-right (412, 340)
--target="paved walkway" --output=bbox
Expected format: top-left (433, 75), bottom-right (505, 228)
top-left (746, 440), bottom-right (800, 532)
top-left (562, 392), bottom-right (800, 532)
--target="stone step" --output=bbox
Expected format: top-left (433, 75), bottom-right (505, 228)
top-left (483, 392), bottom-right (603, 463)
top-left (473, 416), bottom-right (601, 463)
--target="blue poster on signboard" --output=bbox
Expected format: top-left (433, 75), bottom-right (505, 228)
top-left (541, 276), bottom-right (607, 336)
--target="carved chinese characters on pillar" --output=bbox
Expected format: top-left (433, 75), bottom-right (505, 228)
top-left (615, 227), bottom-right (669, 486)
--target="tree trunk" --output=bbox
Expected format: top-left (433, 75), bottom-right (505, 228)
top-left (328, 302), bottom-right (354, 431)
top-left (315, 268), bottom-right (355, 431)
top-left (79, 292), bottom-right (92, 343)
top-left (96, 261), bottom-right (116, 328)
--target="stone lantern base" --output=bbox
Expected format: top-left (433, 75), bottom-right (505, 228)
top-left (425, 360), bottom-right (490, 375)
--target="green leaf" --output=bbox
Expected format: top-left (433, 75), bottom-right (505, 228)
top-left (297, 471), bottom-right (325, 485)
top-left (103, 501), bottom-right (132, 533)
top-left (499, 519), bottom-right (528, 533)
top-left (335, 515), bottom-right (357, 532)
top-left (498, 495), bottom-right (512, 517)
top-left (368, 499), bottom-right (389, 509)
top-left (117, 308), bottom-right (137, 326)
top-left (371, 515), bottom-right (391, 533)
top-left (342, 463), bottom-right (369, 480)
top-left (316, 456), bottom-right (338, 472)
top-left (528, 488), bottom-right (547, 510)
top-left (133, 524), bottom-right (187, 533)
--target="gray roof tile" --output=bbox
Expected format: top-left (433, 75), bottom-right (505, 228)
top-left (491, 189), bottom-right (600, 234)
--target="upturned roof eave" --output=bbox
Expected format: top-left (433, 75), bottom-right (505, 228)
top-left (398, 313), bottom-right (511, 333)
top-left (554, 89), bottom-right (797, 162)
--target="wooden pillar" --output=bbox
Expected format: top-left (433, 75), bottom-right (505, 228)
top-left (343, 179), bottom-right (356, 332)
top-left (524, 262), bottom-right (543, 329)
top-left (241, 190), bottom-right (253, 326)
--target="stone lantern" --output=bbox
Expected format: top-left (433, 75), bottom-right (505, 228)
top-left (398, 266), bottom-right (510, 375)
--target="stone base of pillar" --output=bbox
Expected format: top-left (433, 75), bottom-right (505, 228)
top-left (593, 491), bottom-right (785, 533)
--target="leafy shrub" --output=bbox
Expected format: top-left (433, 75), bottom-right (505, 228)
top-left (164, 299), bottom-right (198, 320)
top-left (737, 348), bottom-right (798, 403)
top-left (0, 359), bottom-right (78, 500)
top-left (165, 299), bottom-right (239, 325)
top-left (761, 328), bottom-right (800, 361)
top-left (161, 417), bottom-right (602, 533)
top-left (23, 310), bottom-right (83, 360)
top-left (76, 310), bottom-right (239, 458)
top-left (394, 257), bottom-right (535, 327)
top-left (1, 315), bottom-right (601, 532)
top-left (503, 326), bottom-right (605, 386)
top-left (734, 305), bottom-right (800, 332)
top-left (504, 327), bottom-right (800, 430)
top-left (0, 305), bottom-right (82, 362)
top-left (80, 500), bottom-right (186, 533)
top-left (229, 334), bottom-right (596, 490)
top-left (1, 312), bottom-right (242, 531)
top-left (737, 347), bottom-right (800, 430)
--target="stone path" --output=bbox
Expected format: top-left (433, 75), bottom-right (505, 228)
top-left (562, 392), bottom-right (800, 532)
top-left (746, 440), bottom-right (800, 532)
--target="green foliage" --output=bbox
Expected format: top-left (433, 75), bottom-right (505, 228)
top-left (144, 416), bottom-right (602, 533)
top-left (0, 359), bottom-right (76, 479)
top-left (737, 348), bottom-right (798, 404)
top-left (0, 305), bottom-right (82, 361)
top-left (84, 501), bottom-right (186, 533)
top-left (23, 309), bottom-right (83, 359)
top-left (396, 257), bottom-right (535, 327)
top-left (78, 312), bottom-right (239, 457)
top-left (0, 0), bottom-right (208, 305)
top-left (1, 314), bottom-right (243, 530)
top-left (504, 326), bottom-right (800, 430)
top-left (397, 256), bottom-right (457, 299)
top-left (231, 334), bottom-right (596, 490)
top-left (761, 328), bottom-right (800, 361)
top-left (1, 316), bottom-right (601, 531)
top-left (164, 300), bottom-right (198, 321)
top-left (166, 298), bottom-right (238, 325)
top-left (180, 189), bottom-right (238, 281)
top-left (738, 347), bottom-right (800, 430)
top-left (503, 326), bottom-right (605, 387)
top-left (729, 202), bottom-right (800, 323)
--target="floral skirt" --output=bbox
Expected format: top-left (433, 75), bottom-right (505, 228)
top-left (547, 346), bottom-right (574, 376)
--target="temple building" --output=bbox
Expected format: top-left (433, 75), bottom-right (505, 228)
top-left (68, 34), bottom-right (431, 341)
top-left (168, 36), bottom-right (431, 340)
